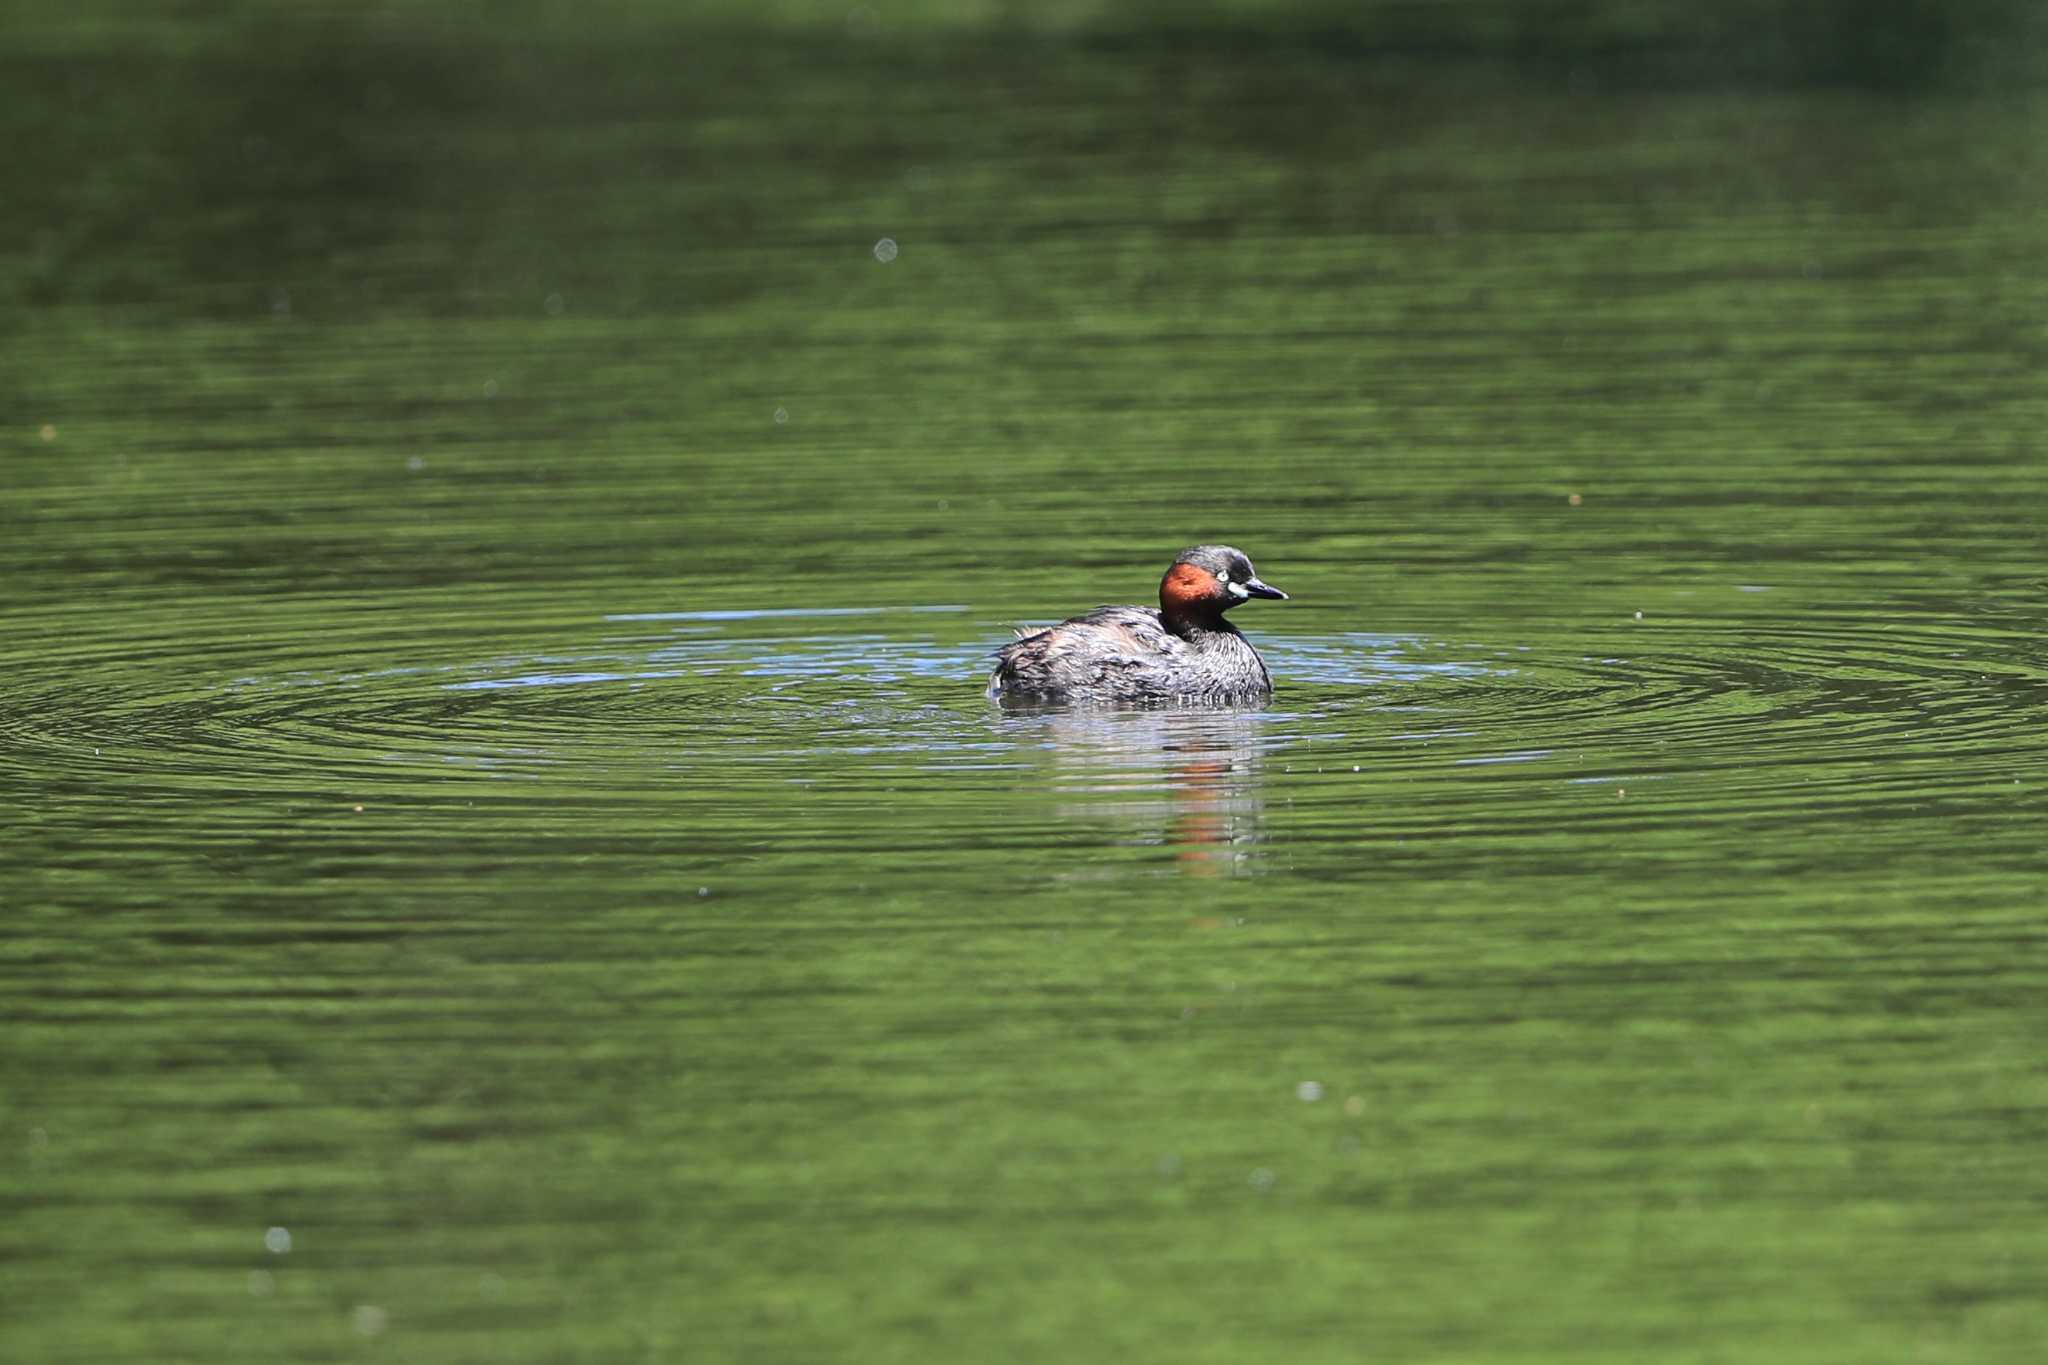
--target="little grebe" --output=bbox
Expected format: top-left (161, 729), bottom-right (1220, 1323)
top-left (988, 544), bottom-right (1288, 705)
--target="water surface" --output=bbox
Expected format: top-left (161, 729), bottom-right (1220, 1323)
top-left (7, 4), bottom-right (2048, 1361)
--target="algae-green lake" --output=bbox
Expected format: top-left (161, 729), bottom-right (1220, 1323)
top-left (7, 3), bottom-right (2048, 1361)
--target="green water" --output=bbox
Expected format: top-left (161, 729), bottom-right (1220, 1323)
top-left (8, 4), bottom-right (2048, 1361)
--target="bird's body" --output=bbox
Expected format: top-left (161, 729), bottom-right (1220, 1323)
top-left (988, 545), bottom-right (1287, 705)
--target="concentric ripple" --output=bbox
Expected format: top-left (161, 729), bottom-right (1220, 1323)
top-left (8, 600), bottom-right (2045, 854)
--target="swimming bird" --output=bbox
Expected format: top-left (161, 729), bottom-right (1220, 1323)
top-left (988, 544), bottom-right (1288, 705)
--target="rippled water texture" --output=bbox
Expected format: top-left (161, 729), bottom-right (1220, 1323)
top-left (8, 3), bottom-right (2048, 1361)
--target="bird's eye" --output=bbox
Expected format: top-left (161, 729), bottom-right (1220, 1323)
top-left (1217, 569), bottom-right (1231, 583)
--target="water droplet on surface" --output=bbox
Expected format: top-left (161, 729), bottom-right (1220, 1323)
top-left (263, 1226), bottom-right (292, 1255)
top-left (1296, 1081), bottom-right (1324, 1103)
top-left (873, 237), bottom-right (899, 264)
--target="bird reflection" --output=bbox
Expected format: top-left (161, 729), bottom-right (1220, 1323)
top-left (1016, 708), bottom-right (1272, 875)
